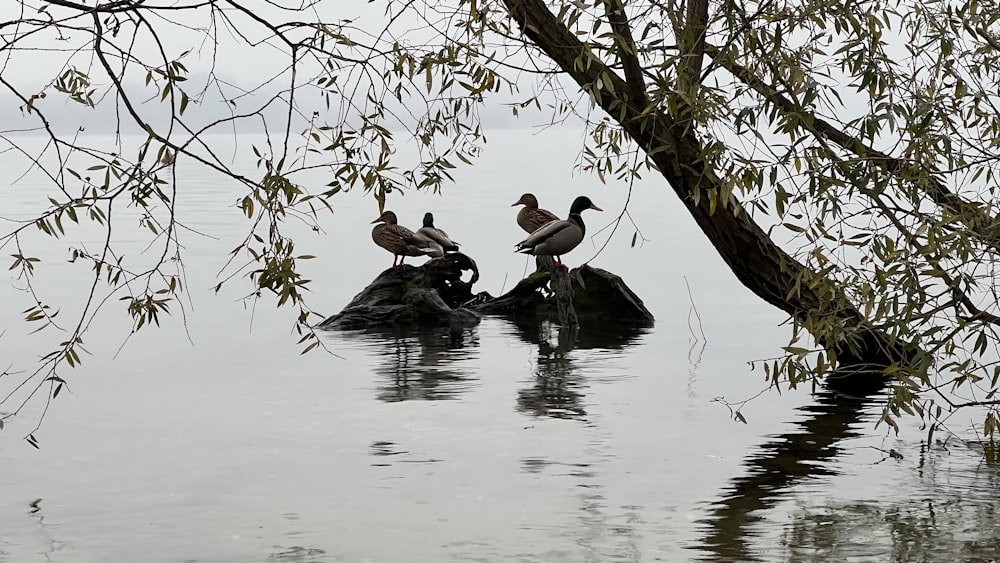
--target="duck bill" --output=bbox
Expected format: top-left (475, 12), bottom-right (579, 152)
top-left (590, 203), bottom-right (603, 211)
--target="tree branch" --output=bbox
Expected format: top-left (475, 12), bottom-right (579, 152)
top-left (601, 0), bottom-right (647, 107)
top-left (501, 0), bottom-right (921, 375)
top-left (704, 43), bottom-right (1000, 247)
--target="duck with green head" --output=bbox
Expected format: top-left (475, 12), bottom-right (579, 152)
top-left (371, 210), bottom-right (439, 267)
top-left (416, 212), bottom-right (460, 254)
top-left (515, 196), bottom-right (602, 267)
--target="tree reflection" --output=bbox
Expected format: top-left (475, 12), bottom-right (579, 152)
top-left (779, 494), bottom-right (1000, 562)
top-left (345, 326), bottom-right (480, 402)
top-left (512, 320), bottom-right (649, 421)
top-left (693, 390), bottom-right (877, 562)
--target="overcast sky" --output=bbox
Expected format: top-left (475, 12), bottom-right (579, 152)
top-left (0, 1), bottom-right (548, 135)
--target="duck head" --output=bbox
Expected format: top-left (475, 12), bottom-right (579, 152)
top-left (569, 196), bottom-right (603, 214)
top-left (371, 210), bottom-right (398, 225)
top-left (512, 193), bottom-right (540, 208)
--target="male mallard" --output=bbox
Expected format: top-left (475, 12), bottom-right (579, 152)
top-left (515, 196), bottom-right (602, 267)
top-left (416, 212), bottom-right (460, 253)
top-left (512, 193), bottom-right (560, 234)
top-left (371, 210), bottom-right (439, 267)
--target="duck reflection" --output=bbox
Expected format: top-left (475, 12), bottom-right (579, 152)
top-left (346, 326), bottom-right (479, 402)
top-left (693, 389), bottom-right (879, 562)
top-left (513, 319), bottom-right (649, 421)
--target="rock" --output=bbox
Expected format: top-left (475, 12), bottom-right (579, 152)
top-left (318, 253), bottom-right (481, 330)
top-left (319, 254), bottom-right (653, 331)
top-left (471, 261), bottom-right (654, 328)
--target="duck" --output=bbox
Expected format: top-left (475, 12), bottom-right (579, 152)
top-left (416, 212), bottom-right (460, 254)
top-left (515, 196), bottom-right (602, 267)
top-left (511, 193), bottom-right (560, 234)
top-left (371, 210), bottom-right (439, 267)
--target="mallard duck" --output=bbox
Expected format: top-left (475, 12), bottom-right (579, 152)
top-left (515, 196), bottom-right (602, 267)
top-left (512, 193), bottom-right (560, 234)
top-left (416, 212), bottom-right (460, 253)
top-left (371, 210), bottom-right (439, 267)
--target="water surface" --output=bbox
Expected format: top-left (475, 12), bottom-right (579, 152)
top-left (0, 129), bottom-right (995, 562)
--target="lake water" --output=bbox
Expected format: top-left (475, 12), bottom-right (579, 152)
top-left (0, 129), bottom-right (997, 562)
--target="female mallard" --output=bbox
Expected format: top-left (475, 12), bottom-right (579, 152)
top-left (515, 196), bottom-right (602, 267)
top-left (511, 193), bottom-right (560, 234)
top-left (416, 212), bottom-right (460, 253)
top-left (371, 210), bottom-right (439, 267)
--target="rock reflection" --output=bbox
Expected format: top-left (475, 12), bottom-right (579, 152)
top-left (344, 326), bottom-right (479, 402)
top-left (694, 390), bottom-right (875, 562)
top-left (513, 320), bottom-right (648, 421)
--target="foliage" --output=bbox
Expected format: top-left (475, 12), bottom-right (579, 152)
top-left (4, 0), bottom-right (1000, 444)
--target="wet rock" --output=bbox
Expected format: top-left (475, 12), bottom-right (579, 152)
top-left (320, 254), bottom-right (653, 331)
top-left (318, 253), bottom-right (481, 330)
top-left (470, 260), bottom-right (654, 328)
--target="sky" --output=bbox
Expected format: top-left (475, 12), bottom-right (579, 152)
top-left (0, 1), bottom-right (542, 134)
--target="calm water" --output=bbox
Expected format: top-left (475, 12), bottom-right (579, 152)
top-left (0, 130), bottom-right (997, 562)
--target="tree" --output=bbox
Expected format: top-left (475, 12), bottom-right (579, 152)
top-left (3, 0), bottom-right (1000, 441)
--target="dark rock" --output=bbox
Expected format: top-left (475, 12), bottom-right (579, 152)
top-left (470, 260), bottom-right (654, 328)
top-left (318, 253), bottom-right (481, 330)
top-left (320, 253), bottom-right (653, 331)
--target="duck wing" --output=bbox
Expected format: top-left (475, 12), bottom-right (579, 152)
top-left (374, 224), bottom-right (438, 257)
top-left (517, 207), bottom-right (560, 233)
top-left (417, 226), bottom-right (460, 249)
top-left (413, 231), bottom-right (445, 257)
top-left (515, 219), bottom-right (571, 251)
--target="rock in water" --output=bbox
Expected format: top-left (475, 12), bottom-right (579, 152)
top-left (319, 253), bottom-right (481, 330)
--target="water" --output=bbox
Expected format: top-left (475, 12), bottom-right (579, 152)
top-left (0, 129), bottom-right (997, 562)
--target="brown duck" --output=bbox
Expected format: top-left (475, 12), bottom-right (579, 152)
top-left (511, 193), bottom-right (559, 234)
top-left (371, 210), bottom-right (439, 267)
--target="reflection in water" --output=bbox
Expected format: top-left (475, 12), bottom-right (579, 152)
top-left (367, 439), bottom-right (444, 467)
top-left (265, 513), bottom-right (328, 563)
top-left (512, 320), bottom-right (648, 421)
top-left (27, 498), bottom-right (62, 562)
top-left (340, 326), bottom-right (480, 402)
top-left (779, 492), bottom-right (1000, 562)
top-left (508, 319), bottom-right (649, 561)
top-left (266, 545), bottom-right (327, 563)
top-left (776, 435), bottom-right (1000, 562)
top-left (520, 451), bottom-right (647, 562)
top-left (694, 390), bottom-right (875, 562)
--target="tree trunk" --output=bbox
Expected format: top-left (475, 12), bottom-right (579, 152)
top-left (502, 0), bottom-right (925, 392)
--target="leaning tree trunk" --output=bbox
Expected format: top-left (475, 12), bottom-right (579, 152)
top-left (502, 0), bottom-right (926, 392)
